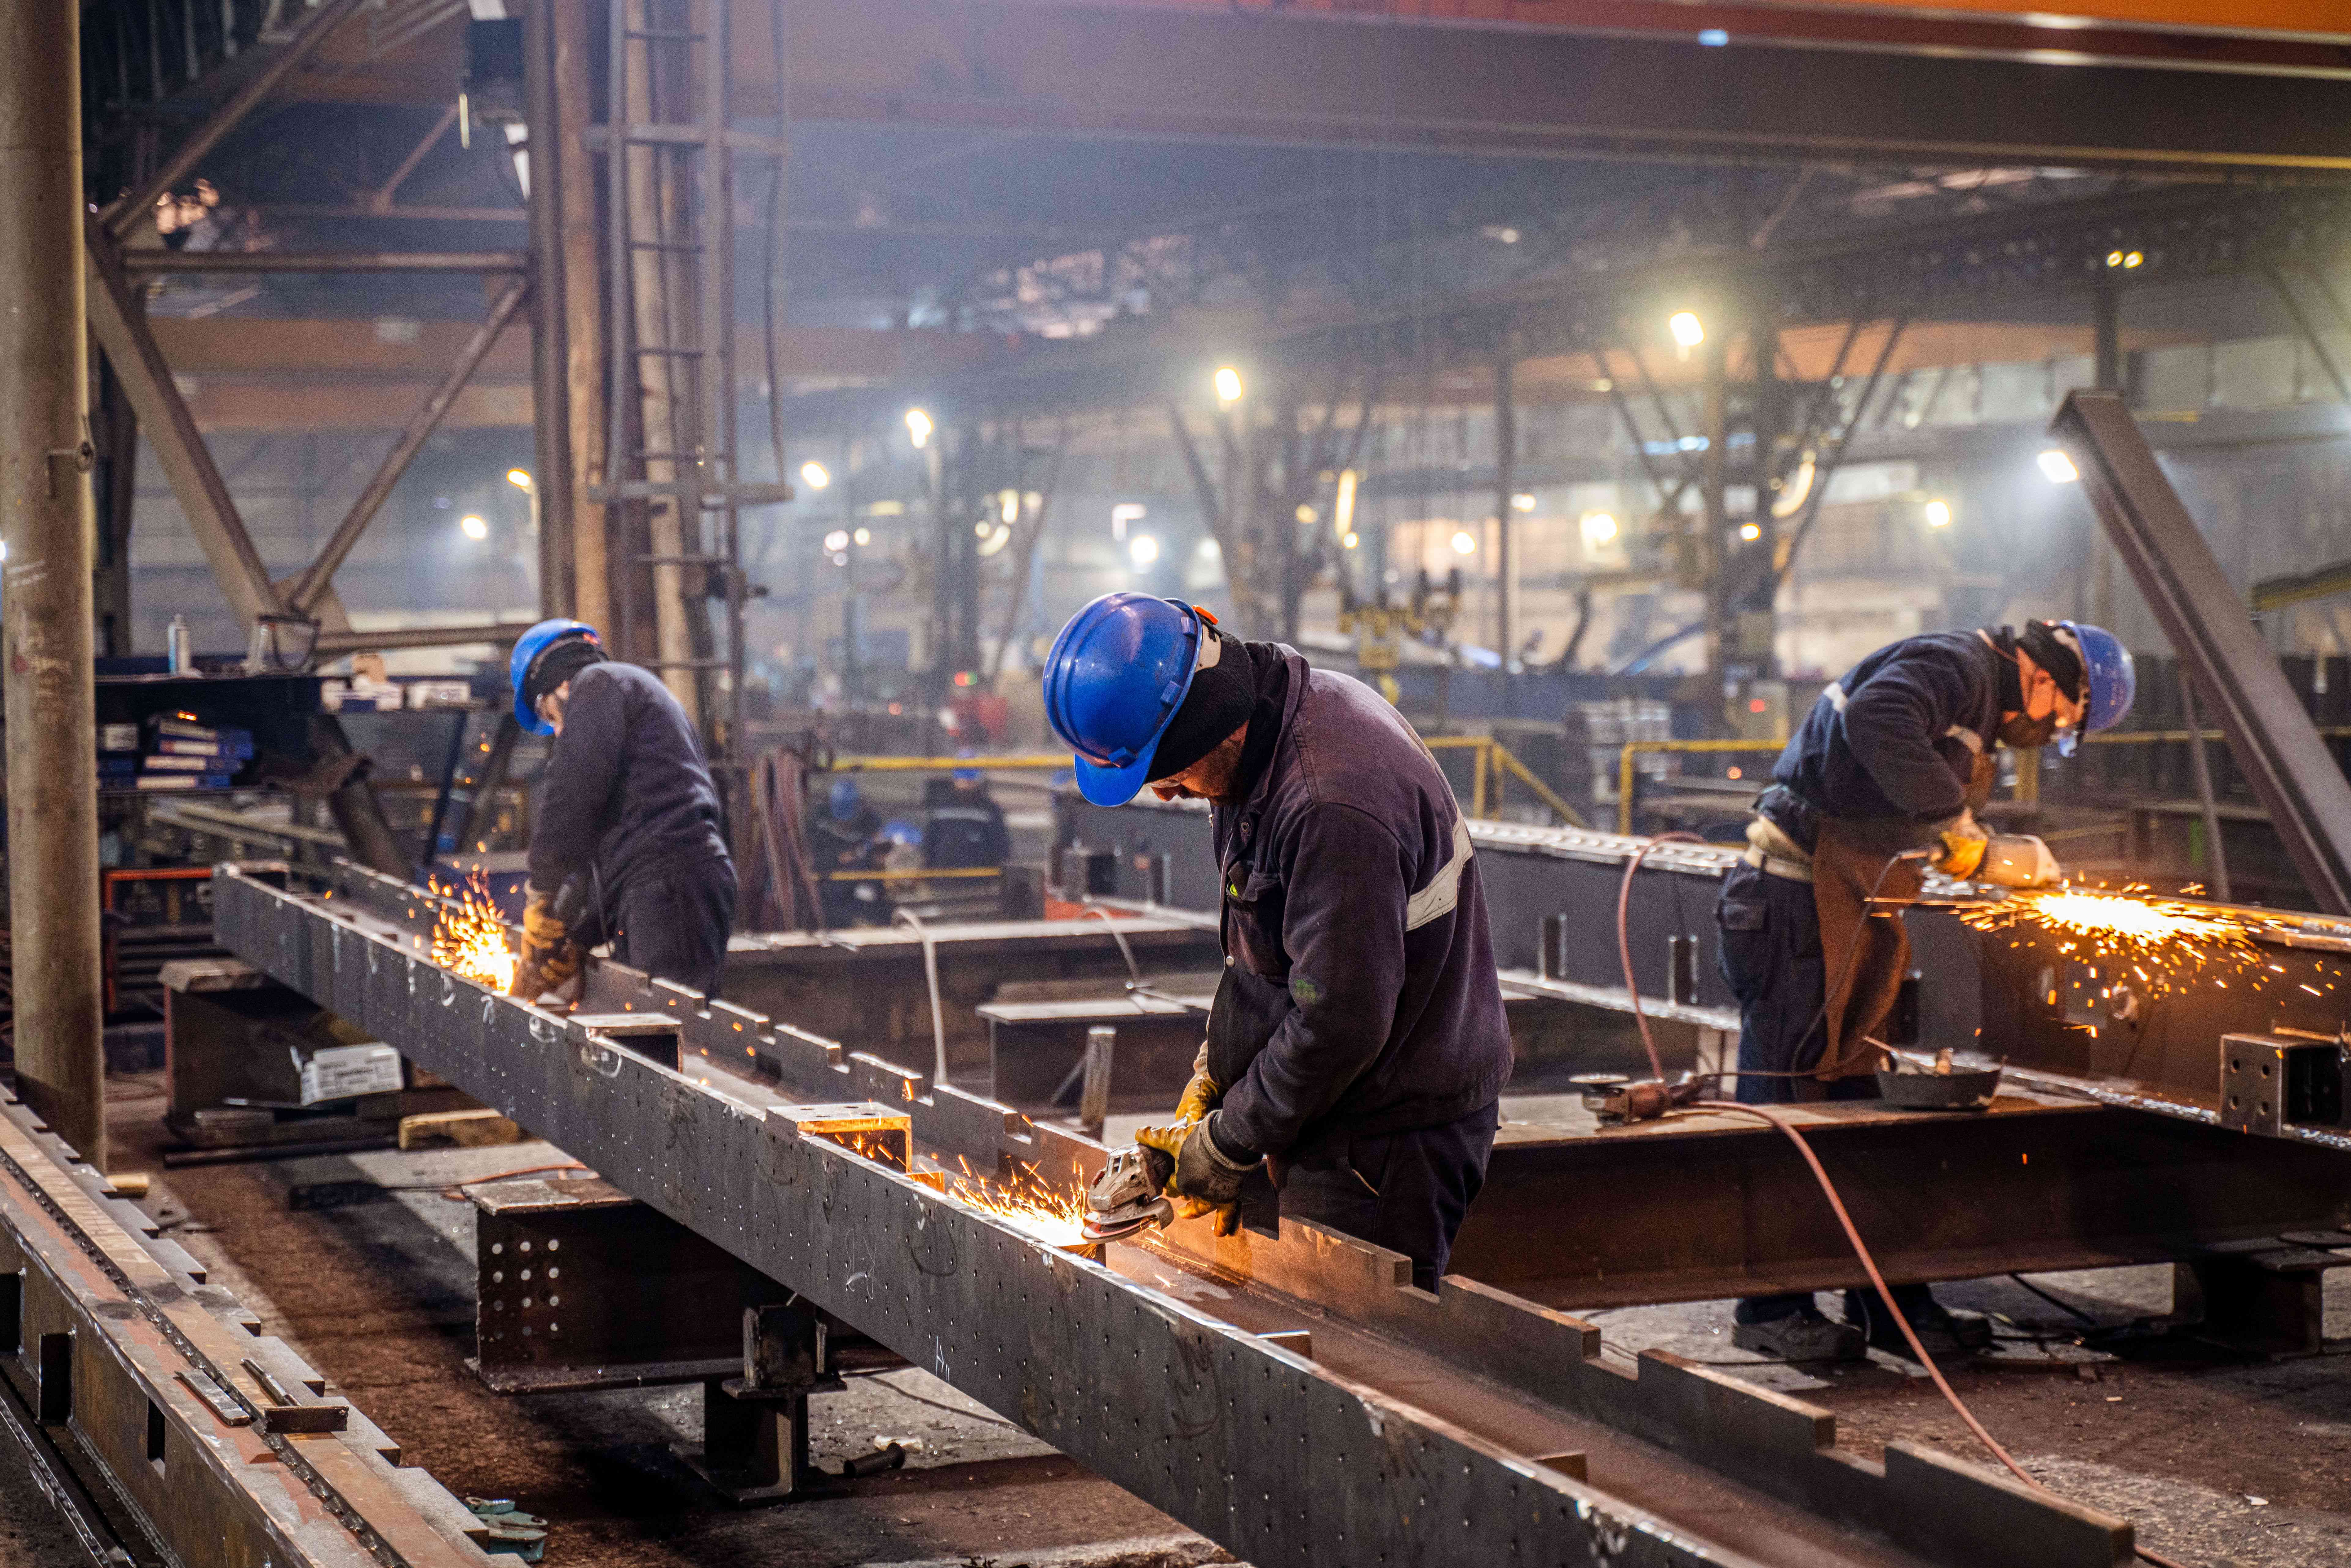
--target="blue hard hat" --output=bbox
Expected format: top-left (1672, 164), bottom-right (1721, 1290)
top-left (2056, 621), bottom-right (2135, 756)
top-left (882, 817), bottom-right (923, 848)
top-left (1042, 593), bottom-right (1211, 806)
top-left (952, 747), bottom-right (981, 785)
top-left (509, 618), bottom-right (600, 735)
top-left (828, 778), bottom-right (861, 821)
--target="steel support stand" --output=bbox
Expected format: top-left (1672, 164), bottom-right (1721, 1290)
top-left (0, 0), bottom-right (103, 1166)
top-left (680, 1295), bottom-right (844, 1502)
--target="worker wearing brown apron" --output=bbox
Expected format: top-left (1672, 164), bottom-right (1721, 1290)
top-left (1717, 620), bottom-right (2133, 1362)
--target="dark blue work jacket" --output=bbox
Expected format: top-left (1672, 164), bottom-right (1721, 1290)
top-left (1205, 650), bottom-right (1513, 1165)
top-left (1766, 630), bottom-right (2006, 844)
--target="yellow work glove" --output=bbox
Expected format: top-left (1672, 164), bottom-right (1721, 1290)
top-left (1933, 811), bottom-right (1989, 881)
top-left (1134, 1116), bottom-right (1252, 1237)
top-left (512, 885), bottom-right (582, 1001)
top-left (1171, 1042), bottom-right (1222, 1127)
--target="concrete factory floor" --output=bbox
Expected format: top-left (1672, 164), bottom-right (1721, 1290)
top-left (17, 1076), bottom-right (2344, 1567)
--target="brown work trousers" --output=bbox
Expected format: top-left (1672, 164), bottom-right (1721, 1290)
top-left (1807, 818), bottom-right (1928, 1084)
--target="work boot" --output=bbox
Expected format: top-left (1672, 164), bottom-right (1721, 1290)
top-left (1731, 1307), bottom-right (1866, 1363)
top-left (1842, 1288), bottom-right (1994, 1361)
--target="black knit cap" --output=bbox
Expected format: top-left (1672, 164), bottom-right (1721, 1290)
top-left (2017, 620), bottom-right (2086, 703)
top-left (1146, 625), bottom-right (1255, 782)
top-left (526, 634), bottom-right (607, 710)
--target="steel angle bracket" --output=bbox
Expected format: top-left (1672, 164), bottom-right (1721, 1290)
top-left (0, 1083), bottom-right (493, 1568)
top-left (2053, 390), bottom-right (2351, 915)
top-left (214, 866), bottom-right (1750, 1567)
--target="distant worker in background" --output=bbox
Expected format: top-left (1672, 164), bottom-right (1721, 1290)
top-left (1718, 619), bottom-right (2134, 1362)
top-left (1045, 593), bottom-right (1513, 1290)
top-left (922, 750), bottom-right (1012, 871)
top-left (808, 777), bottom-right (885, 927)
top-left (508, 620), bottom-right (737, 1000)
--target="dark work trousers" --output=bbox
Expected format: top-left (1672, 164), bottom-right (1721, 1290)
top-left (1279, 1100), bottom-right (1500, 1292)
top-left (1715, 860), bottom-right (1933, 1325)
top-left (612, 855), bottom-right (737, 998)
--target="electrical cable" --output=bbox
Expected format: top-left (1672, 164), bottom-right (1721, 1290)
top-left (1073, 901), bottom-right (1144, 990)
top-left (1616, 830), bottom-right (1704, 1081)
top-left (1617, 827), bottom-right (2182, 1561)
top-left (890, 906), bottom-right (949, 1088)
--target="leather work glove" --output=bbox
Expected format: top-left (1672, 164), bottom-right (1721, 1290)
top-left (1932, 810), bottom-right (1990, 881)
top-left (1171, 1041), bottom-right (1222, 1128)
top-left (1135, 1111), bottom-right (1256, 1237)
top-left (512, 884), bottom-right (582, 1002)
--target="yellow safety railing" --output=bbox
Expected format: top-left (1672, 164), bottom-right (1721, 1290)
top-left (1424, 736), bottom-right (1588, 828)
top-left (830, 754), bottom-right (1072, 772)
top-left (830, 743), bottom-right (1587, 826)
top-left (822, 866), bottom-right (1002, 882)
top-left (1613, 723), bottom-right (2351, 832)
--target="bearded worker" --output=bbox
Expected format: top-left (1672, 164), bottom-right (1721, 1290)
top-left (1719, 619), bottom-right (2134, 1362)
top-left (1042, 593), bottom-right (1513, 1290)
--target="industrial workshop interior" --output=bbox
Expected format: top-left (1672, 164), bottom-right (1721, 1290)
top-left (17, 3), bottom-right (2351, 1567)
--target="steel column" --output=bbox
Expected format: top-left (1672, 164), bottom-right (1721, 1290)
top-left (2053, 390), bottom-right (2351, 914)
top-left (522, 0), bottom-right (574, 618)
top-left (1, 0), bottom-right (103, 1165)
top-left (552, 0), bottom-right (610, 632)
top-left (1493, 354), bottom-right (1516, 662)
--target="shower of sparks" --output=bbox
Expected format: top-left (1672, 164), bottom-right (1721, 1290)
top-left (946, 1158), bottom-right (1091, 1248)
top-left (428, 871), bottom-right (517, 992)
top-left (1958, 884), bottom-right (2263, 998)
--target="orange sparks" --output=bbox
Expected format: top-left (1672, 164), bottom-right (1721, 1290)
top-left (946, 1158), bottom-right (1091, 1248)
top-left (1958, 884), bottom-right (2261, 999)
top-left (428, 871), bottom-right (517, 992)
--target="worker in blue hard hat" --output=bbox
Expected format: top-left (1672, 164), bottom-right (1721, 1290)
top-left (922, 749), bottom-right (1011, 872)
top-left (506, 619), bottom-right (736, 1000)
top-left (1718, 619), bottom-right (2134, 1364)
top-left (1043, 592), bottom-right (1514, 1291)
top-left (807, 776), bottom-right (885, 926)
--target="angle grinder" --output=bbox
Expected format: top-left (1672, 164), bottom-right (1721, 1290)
top-left (1082, 1142), bottom-right (1176, 1243)
top-left (1573, 1070), bottom-right (1705, 1125)
top-left (1971, 832), bottom-right (2061, 889)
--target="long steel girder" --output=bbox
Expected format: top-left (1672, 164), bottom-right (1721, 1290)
top-left (2054, 390), bottom-right (2351, 916)
top-left (769, 0), bottom-right (2351, 170)
top-left (0, 1079), bottom-right (494, 1568)
top-left (212, 862), bottom-right (2136, 1568)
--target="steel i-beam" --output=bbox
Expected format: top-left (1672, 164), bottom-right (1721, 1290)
top-left (213, 862), bottom-right (2137, 1568)
top-left (0, 1081), bottom-right (495, 1567)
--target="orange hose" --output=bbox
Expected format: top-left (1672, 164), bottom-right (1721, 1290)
top-left (1617, 832), bottom-right (1706, 1081)
top-left (1687, 1099), bottom-right (2191, 1568)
